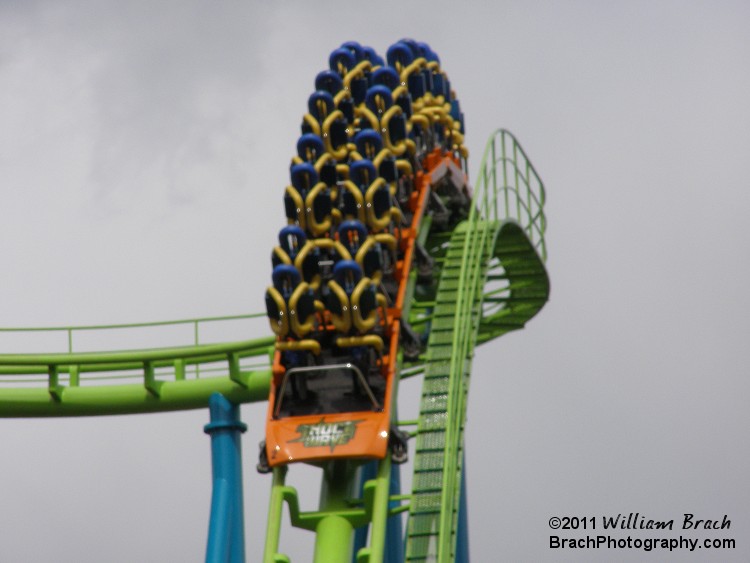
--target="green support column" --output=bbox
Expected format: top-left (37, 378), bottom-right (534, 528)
top-left (314, 462), bottom-right (358, 563)
top-left (362, 457), bottom-right (391, 562)
top-left (315, 515), bottom-right (355, 563)
top-left (263, 467), bottom-right (290, 563)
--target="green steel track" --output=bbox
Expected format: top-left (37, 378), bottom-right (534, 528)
top-left (0, 129), bottom-right (548, 562)
top-left (0, 314), bottom-right (275, 416)
top-left (404, 131), bottom-right (548, 561)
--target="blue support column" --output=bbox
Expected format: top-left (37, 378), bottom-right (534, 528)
top-left (204, 393), bottom-right (247, 563)
top-left (385, 461), bottom-right (404, 563)
top-left (455, 454), bottom-right (470, 563)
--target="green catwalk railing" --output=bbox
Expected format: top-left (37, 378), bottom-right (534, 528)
top-left (0, 129), bottom-right (548, 562)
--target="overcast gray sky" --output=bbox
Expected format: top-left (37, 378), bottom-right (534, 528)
top-left (2, 1), bottom-right (749, 561)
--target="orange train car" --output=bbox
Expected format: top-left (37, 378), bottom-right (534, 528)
top-left (263, 152), bottom-right (468, 468)
top-left (260, 39), bottom-right (469, 470)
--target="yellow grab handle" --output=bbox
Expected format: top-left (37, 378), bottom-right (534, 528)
top-left (266, 286), bottom-right (289, 338)
top-left (327, 280), bottom-right (352, 333)
top-left (284, 186), bottom-right (306, 230)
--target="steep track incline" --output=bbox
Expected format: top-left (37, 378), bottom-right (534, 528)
top-left (405, 129), bottom-right (548, 562)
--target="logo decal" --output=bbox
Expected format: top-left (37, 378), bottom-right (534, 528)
top-left (290, 418), bottom-right (364, 451)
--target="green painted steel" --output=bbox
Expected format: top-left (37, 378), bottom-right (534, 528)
top-left (260, 459), bottom-right (409, 563)
top-left (313, 462), bottom-right (360, 563)
top-left (0, 313), bottom-right (267, 353)
top-left (476, 221), bottom-right (549, 345)
top-left (263, 467), bottom-right (290, 563)
top-left (405, 221), bottom-right (492, 562)
top-left (404, 129), bottom-right (549, 562)
top-left (0, 314), bottom-right (275, 416)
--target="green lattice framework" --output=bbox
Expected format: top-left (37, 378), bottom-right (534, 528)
top-left (0, 129), bottom-right (548, 563)
top-left (403, 128), bottom-right (548, 561)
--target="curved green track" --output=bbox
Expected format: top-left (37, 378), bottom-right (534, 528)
top-left (0, 129), bottom-right (548, 562)
top-left (0, 314), bottom-right (275, 416)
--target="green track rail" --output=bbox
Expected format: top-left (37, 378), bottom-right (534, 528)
top-left (405, 129), bottom-right (549, 562)
top-left (0, 314), bottom-right (275, 416)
